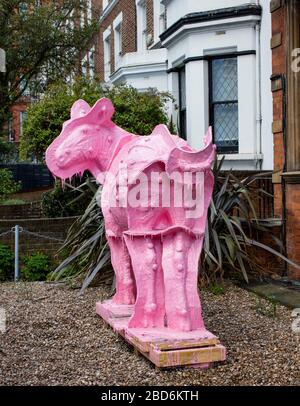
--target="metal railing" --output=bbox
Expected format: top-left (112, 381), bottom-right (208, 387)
top-left (0, 226), bottom-right (64, 281)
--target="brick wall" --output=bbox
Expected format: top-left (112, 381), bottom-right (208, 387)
top-left (9, 101), bottom-right (30, 143)
top-left (270, 3), bottom-right (286, 218)
top-left (96, 0), bottom-right (137, 81)
top-left (271, 0), bottom-right (300, 280)
top-left (285, 184), bottom-right (300, 279)
top-left (251, 224), bottom-right (285, 276)
top-left (0, 201), bottom-right (43, 220)
top-left (0, 217), bottom-right (77, 261)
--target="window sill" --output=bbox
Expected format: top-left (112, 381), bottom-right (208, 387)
top-left (217, 153), bottom-right (263, 161)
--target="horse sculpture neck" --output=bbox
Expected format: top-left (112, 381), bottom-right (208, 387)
top-left (92, 125), bottom-right (135, 184)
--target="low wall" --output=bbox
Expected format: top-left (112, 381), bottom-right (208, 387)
top-left (0, 217), bottom-right (78, 261)
top-left (250, 222), bottom-right (285, 276)
top-left (0, 201), bottom-right (43, 219)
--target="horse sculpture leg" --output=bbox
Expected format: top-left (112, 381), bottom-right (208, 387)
top-left (124, 235), bottom-right (165, 328)
top-left (162, 231), bottom-right (205, 331)
top-left (108, 236), bottom-right (136, 305)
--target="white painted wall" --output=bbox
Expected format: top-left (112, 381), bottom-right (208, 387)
top-left (113, 70), bottom-right (168, 92)
top-left (110, 49), bottom-right (168, 92)
top-left (164, 0), bottom-right (258, 27)
top-left (111, 0), bottom-right (273, 170)
top-left (259, 0), bottom-right (273, 170)
top-left (162, 0), bottom-right (273, 170)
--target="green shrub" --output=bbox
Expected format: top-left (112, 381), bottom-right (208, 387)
top-left (0, 138), bottom-right (19, 163)
top-left (21, 252), bottom-right (51, 281)
top-left (0, 244), bottom-right (14, 281)
top-left (0, 169), bottom-right (21, 202)
top-left (20, 78), bottom-right (172, 162)
top-left (42, 176), bottom-right (95, 218)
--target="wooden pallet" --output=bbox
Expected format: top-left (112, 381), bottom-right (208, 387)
top-left (96, 300), bottom-right (226, 369)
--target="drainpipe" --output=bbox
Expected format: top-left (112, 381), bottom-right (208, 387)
top-left (255, 20), bottom-right (262, 170)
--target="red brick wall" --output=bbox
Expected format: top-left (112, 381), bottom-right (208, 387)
top-left (271, 4), bottom-right (285, 218)
top-left (271, 1), bottom-right (300, 280)
top-left (9, 101), bottom-right (29, 143)
top-left (285, 184), bottom-right (300, 279)
top-left (95, 0), bottom-right (137, 81)
top-left (0, 217), bottom-right (77, 261)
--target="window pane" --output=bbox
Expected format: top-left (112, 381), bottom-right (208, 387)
top-left (213, 103), bottom-right (238, 151)
top-left (212, 58), bottom-right (238, 102)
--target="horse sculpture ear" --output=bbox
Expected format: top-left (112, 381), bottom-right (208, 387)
top-left (88, 98), bottom-right (115, 124)
top-left (70, 99), bottom-right (91, 119)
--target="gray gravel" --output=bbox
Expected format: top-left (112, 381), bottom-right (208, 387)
top-left (0, 281), bottom-right (299, 386)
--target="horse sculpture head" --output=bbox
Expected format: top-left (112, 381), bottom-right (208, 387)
top-left (46, 98), bottom-right (132, 184)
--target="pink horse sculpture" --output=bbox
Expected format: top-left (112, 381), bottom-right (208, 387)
top-left (46, 98), bottom-right (216, 332)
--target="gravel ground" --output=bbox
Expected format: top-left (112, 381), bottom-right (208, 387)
top-left (0, 281), bottom-right (299, 386)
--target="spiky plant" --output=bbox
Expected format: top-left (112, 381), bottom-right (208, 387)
top-left (51, 160), bottom-right (300, 291)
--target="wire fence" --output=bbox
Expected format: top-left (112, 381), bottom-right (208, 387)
top-left (0, 225), bottom-right (65, 281)
top-left (0, 227), bottom-right (64, 243)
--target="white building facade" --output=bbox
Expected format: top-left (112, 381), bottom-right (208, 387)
top-left (103, 0), bottom-right (273, 171)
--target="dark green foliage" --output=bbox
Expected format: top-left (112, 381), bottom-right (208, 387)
top-left (50, 180), bottom-right (111, 293)
top-left (0, 0), bottom-right (100, 133)
top-left (0, 138), bottom-right (19, 163)
top-left (21, 252), bottom-right (51, 281)
top-left (20, 79), bottom-right (172, 161)
top-left (201, 158), bottom-right (300, 286)
top-left (0, 168), bottom-right (21, 202)
top-left (0, 243), bottom-right (14, 281)
top-left (42, 176), bottom-right (94, 218)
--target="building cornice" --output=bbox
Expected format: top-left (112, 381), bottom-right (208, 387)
top-left (160, 4), bottom-right (262, 42)
top-left (110, 61), bottom-right (167, 84)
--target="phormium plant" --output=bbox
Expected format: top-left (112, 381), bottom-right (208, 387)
top-left (51, 159), bottom-right (300, 292)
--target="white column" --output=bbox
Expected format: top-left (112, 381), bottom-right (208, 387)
top-left (238, 54), bottom-right (256, 154)
top-left (185, 60), bottom-right (209, 149)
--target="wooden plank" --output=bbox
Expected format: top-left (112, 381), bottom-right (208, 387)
top-left (149, 344), bottom-right (226, 368)
top-left (96, 300), bottom-right (226, 369)
top-left (125, 327), bottom-right (218, 353)
top-left (155, 337), bottom-right (219, 351)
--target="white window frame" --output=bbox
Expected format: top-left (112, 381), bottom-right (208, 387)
top-left (103, 0), bottom-right (109, 10)
top-left (113, 12), bottom-right (123, 70)
top-left (153, 0), bottom-right (166, 43)
top-left (8, 118), bottom-right (14, 142)
top-left (89, 45), bottom-right (95, 78)
top-left (20, 111), bottom-right (28, 137)
top-left (87, 0), bottom-right (92, 22)
top-left (103, 26), bottom-right (112, 81)
top-left (20, 78), bottom-right (30, 97)
top-left (136, 0), bottom-right (147, 52)
top-left (81, 54), bottom-right (88, 77)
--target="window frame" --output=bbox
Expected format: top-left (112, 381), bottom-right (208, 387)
top-left (113, 13), bottom-right (123, 70)
top-left (178, 65), bottom-right (187, 140)
top-left (103, 27), bottom-right (112, 82)
top-left (208, 55), bottom-right (239, 154)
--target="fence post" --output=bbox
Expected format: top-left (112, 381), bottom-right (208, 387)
top-left (14, 225), bottom-right (20, 282)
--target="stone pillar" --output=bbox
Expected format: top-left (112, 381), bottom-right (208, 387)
top-left (185, 60), bottom-right (209, 149)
